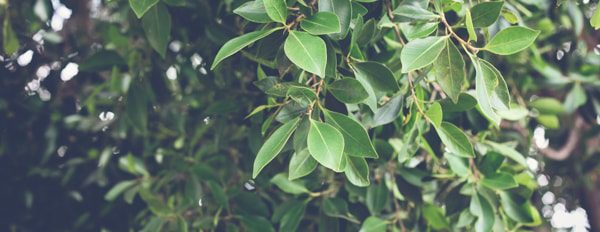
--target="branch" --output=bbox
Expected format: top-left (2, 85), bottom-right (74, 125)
top-left (440, 13), bottom-right (479, 53)
top-left (538, 116), bottom-right (587, 161)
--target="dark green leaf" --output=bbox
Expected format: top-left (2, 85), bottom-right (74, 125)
top-left (366, 183), bottom-right (388, 215)
top-left (142, 3), bottom-right (171, 58)
top-left (324, 110), bottom-right (378, 158)
top-left (322, 198), bottom-right (359, 223)
top-left (252, 117), bottom-right (300, 178)
top-left (289, 148), bottom-right (318, 180)
top-left (479, 152), bottom-right (504, 176)
top-left (470, 193), bottom-right (495, 232)
top-left (2, 14), bottom-right (19, 55)
top-left (433, 38), bottom-right (466, 103)
top-left (211, 28), bottom-right (281, 70)
top-left (328, 78), bottom-right (369, 104)
top-left (344, 156), bottom-right (370, 187)
top-left (280, 201), bottom-right (307, 231)
top-left (105, 180), bottom-right (137, 201)
top-left (233, 0), bottom-right (273, 23)
top-left (470, 1), bottom-right (504, 28)
top-left (422, 204), bottom-right (449, 230)
top-left (129, 0), bottom-right (159, 18)
top-left (352, 61), bottom-right (399, 93)
top-left (319, 0), bottom-right (352, 40)
top-left (480, 172), bottom-right (518, 190)
top-left (369, 95), bottom-right (403, 127)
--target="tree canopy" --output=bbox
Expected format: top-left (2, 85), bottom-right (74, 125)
top-left (1, 0), bottom-right (600, 231)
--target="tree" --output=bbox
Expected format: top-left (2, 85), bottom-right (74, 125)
top-left (1, 0), bottom-right (599, 231)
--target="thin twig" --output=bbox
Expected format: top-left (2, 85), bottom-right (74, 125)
top-left (440, 13), bottom-right (479, 53)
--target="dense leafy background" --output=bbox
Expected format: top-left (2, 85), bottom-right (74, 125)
top-left (0, 0), bottom-right (599, 231)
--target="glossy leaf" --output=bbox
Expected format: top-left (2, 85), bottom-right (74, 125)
top-left (472, 56), bottom-right (501, 126)
top-left (425, 102), bottom-right (442, 127)
top-left (369, 95), bottom-right (403, 128)
top-left (307, 119), bottom-right (346, 172)
top-left (211, 28), bottom-right (281, 70)
top-left (252, 117), bottom-right (300, 178)
top-left (400, 36), bottom-right (447, 73)
top-left (465, 9), bottom-right (477, 42)
top-left (324, 110), bottom-right (377, 158)
top-left (288, 149), bottom-right (318, 180)
top-left (319, 0), bottom-right (352, 40)
top-left (300, 12), bottom-right (341, 35)
top-left (263, 0), bottom-right (288, 23)
top-left (484, 26), bottom-right (539, 55)
top-left (344, 156), bottom-right (370, 187)
top-left (352, 61), bottom-right (399, 93)
top-left (434, 122), bottom-right (474, 158)
top-left (392, 4), bottom-right (439, 22)
top-left (284, 30), bottom-right (327, 77)
top-left (233, 0), bottom-right (273, 23)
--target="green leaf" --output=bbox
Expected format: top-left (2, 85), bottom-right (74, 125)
top-left (529, 97), bottom-right (565, 115)
top-left (536, 114), bottom-right (559, 129)
top-left (425, 102), bottom-right (442, 127)
top-left (141, 3), bottom-right (171, 58)
top-left (445, 153), bottom-right (469, 177)
top-left (470, 1), bottom-right (504, 28)
top-left (344, 156), bottom-right (370, 187)
top-left (369, 95), bottom-right (403, 127)
top-left (481, 172), bottom-right (518, 190)
top-left (434, 122), bottom-right (474, 158)
top-left (484, 26), bottom-right (539, 55)
top-left (289, 148), bottom-right (318, 180)
top-left (592, 3), bottom-right (600, 30)
top-left (126, 83), bottom-right (149, 133)
top-left (401, 36), bottom-right (448, 73)
top-left (470, 193), bottom-right (495, 232)
top-left (485, 141), bottom-right (527, 167)
top-left (233, 0), bottom-right (273, 23)
top-left (433, 39), bottom-right (466, 103)
top-left (211, 28), bottom-right (281, 70)
top-left (392, 4), bottom-right (439, 22)
top-left (240, 215), bottom-right (276, 232)
top-left (300, 12), bottom-right (341, 35)
top-left (399, 22), bottom-right (438, 41)
top-left (465, 8), bottom-right (477, 42)
top-left (271, 173), bottom-right (311, 194)
top-left (324, 110), bottom-right (378, 158)
top-left (263, 0), bottom-right (287, 23)
top-left (471, 56), bottom-right (501, 126)
top-left (105, 180), bottom-right (137, 201)
top-left (129, 0), bottom-right (159, 18)
top-left (422, 204), bottom-right (449, 230)
top-left (284, 30), bottom-right (327, 77)
top-left (252, 117), bottom-right (300, 178)
top-left (352, 62), bottom-right (400, 93)
top-left (479, 152), bottom-right (505, 176)
top-left (308, 119), bottom-right (346, 172)
top-left (366, 183), bottom-right (388, 215)
top-left (2, 14), bottom-right (19, 55)
top-left (280, 201), bottom-right (307, 232)
top-left (207, 181), bottom-right (229, 208)
top-left (287, 86), bottom-right (317, 106)
top-left (359, 217), bottom-right (387, 232)
top-left (328, 78), bottom-right (369, 104)
top-left (440, 93), bottom-right (477, 113)
top-left (499, 191), bottom-right (537, 224)
top-left (322, 198), bottom-right (359, 223)
top-left (319, 0), bottom-right (352, 40)
top-left (564, 83), bottom-right (587, 113)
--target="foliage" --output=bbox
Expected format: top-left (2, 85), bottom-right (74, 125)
top-left (1, 0), bottom-right (599, 231)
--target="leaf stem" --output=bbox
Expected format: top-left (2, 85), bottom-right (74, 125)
top-left (440, 13), bottom-right (479, 53)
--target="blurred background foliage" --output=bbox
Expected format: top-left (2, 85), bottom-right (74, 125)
top-left (0, 0), bottom-right (599, 231)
